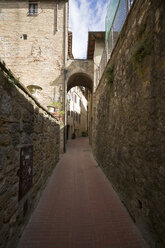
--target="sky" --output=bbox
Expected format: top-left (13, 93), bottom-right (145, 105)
top-left (69, 0), bottom-right (109, 59)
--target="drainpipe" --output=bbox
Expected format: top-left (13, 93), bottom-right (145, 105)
top-left (56, 0), bottom-right (58, 32)
top-left (63, 1), bottom-right (67, 153)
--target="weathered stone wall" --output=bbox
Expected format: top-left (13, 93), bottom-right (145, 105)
top-left (0, 63), bottom-right (60, 248)
top-left (93, 0), bottom-right (165, 247)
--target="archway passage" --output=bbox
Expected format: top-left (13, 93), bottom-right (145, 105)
top-left (66, 58), bottom-right (94, 93)
top-left (66, 72), bottom-right (93, 142)
top-left (67, 72), bottom-right (93, 93)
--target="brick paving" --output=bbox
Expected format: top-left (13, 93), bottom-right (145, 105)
top-left (17, 137), bottom-right (149, 248)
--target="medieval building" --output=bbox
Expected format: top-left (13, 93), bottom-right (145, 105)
top-left (0, 0), bottom-right (69, 108)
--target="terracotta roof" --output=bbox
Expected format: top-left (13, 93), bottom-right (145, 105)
top-left (87, 32), bottom-right (105, 60)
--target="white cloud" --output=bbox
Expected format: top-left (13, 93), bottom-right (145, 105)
top-left (69, 0), bottom-right (109, 59)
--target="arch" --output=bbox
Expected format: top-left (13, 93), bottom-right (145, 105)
top-left (65, 59), bottom-right (94, 93)
top-left (67, 72), bottom-right (93, 92)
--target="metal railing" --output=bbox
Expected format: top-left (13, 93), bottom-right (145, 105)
top-left (95, 0), bottom-right (134, 88)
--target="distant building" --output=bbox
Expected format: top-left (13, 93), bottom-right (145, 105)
top-left (87, 32), bottom-right (105, 90)
top-left (67, 87), bottom-right (88, 139)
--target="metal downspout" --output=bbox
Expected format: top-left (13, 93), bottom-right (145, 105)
top-left (56, 0), bottom-right (58, 32)
top-left (63, 1), bottom-right (67, 153)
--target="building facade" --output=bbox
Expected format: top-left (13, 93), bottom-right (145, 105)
top-left (67, 86), bottom-right (88, 139)
top-left (87, 32), bottom-right (105, 91)
top-left (0, 0), bottom-right (69, 109)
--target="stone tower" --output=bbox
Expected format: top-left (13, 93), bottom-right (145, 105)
top-left (0, 0), bottom-right (69, 108)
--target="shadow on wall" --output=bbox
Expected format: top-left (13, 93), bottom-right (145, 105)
top-left (93, 0), bottom-right (165, 247)
top-left (0, 63), bottom-right (60, 248)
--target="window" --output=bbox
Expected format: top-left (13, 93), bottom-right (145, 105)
top-left (29, 3), bottom-right (38, 15)
top-left (23, 34), bottom-right (27, 40)
top-left (67, 111), bottom-right (70, 116)
top-left (74, 95), bottom-right (77, 103)
top-left (79, 99), bottom-right (81, 107)
top-left (20, 34), bottom-right (27, 40)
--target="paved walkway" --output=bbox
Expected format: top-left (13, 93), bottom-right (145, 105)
top-left (17, 138), bottom-right (148, 248)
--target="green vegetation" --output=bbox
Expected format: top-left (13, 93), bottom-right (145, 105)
top-left (137, 22), bottom-right (147, 38)
top-left (132, 34), bottom-right (152, 66)
top-left (59, 110), bottom-right (65, 116)
top-left (48, 101), bottom-right (64, 118)
top-left (131, 22), bottom-right (152, 74)
top-left (105, 64), bottom-right (114, 86)
top-left (49, 101), bottom-right (62, 109)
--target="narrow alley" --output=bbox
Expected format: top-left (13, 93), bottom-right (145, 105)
top-left (17, 138), bottom-right (148, 248)
top-left (0, 0), bottom-right (164, 247)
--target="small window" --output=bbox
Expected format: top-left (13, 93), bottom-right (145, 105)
top-left (79, 99), bottom-right (81, 107)
top-left (20, 34), bottom-right (27, 40)
top-left (75, 95), bottom-right (77, 103)
top-left (23, 34), bottom-right (27, 40)
top-left (29, 3), bottom-right (38, 15)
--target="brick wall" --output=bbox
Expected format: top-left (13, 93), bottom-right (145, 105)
top-left (92, 0), bottom-right (165, 247)
top-left (0, 62), bottom-right (60, 248)
top-left (0, 0), bottom-right (68, 109)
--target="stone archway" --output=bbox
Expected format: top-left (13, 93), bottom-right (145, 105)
top-left (65, 59), bottom-right (94, 144)
top-left (65, 59), bottom-right (94, 92)
top-left (67, 72), bottom-right (93, 92)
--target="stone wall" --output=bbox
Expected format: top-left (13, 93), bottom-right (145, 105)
top-left (0, 63), bottom-right (60, 248)
top-left (93, 0), bottom-right (165, 247)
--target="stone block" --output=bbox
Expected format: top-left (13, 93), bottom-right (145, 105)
top-left (0, 91), bottom-right (13, 117)
top-left (0, 134), bottom-right (11, 146)
top-left (0, 148), bottom-right (6, 170)
top-left (11, 133), bottom-right (20, 146)
top-left (20, 132), bottom-right (32, 145)
top-left (3, 198), bottom-right (17, 223)
top-left (0, 121), bottom-right (9, 134)
top-left (0, 192), bottom-right (12, 212)
top-left (12, 105), bottom-right (22, 120)
top-left (22, 123), bottom-right (34, 134)
top-left (0, 224), bottom-right (10, 248)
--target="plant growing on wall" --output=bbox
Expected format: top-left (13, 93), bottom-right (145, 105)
top-left (105, 64), bottom-right (115, 86)
top-left (48, 102), bottom-right (65, 121)
top-left (59, 110), bottom-right (65, 116)
top-left (131, 22), bottom-right (152, 74)
top-left (49, 101), bottom-right (62, 109)
top-left (132, 34), bottom-right (152, 66)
